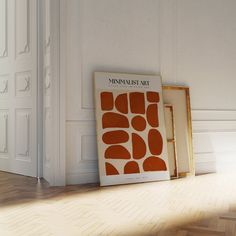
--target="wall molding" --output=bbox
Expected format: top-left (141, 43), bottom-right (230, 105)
top-left (192, 109), bottom-right (236, 121)
top-left (194, 153), bottom-right (215, 163)
top-left (66, 171), bottom-right (99, 185)
top-left (192, 120), bottom-right (236, 133)
top-left (160, 0), bottom-right (178, 83)
top-left (66, 121), bottom-right (98, 185)
top-left (65, 0), bottom-right (94, 121)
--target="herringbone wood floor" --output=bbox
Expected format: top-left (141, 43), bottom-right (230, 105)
top-left (1, 171), bottom-right (236, 236)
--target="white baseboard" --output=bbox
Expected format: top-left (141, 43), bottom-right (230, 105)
top-left (66, 171), bottom-right (99, 185)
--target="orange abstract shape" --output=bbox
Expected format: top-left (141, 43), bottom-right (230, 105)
top-left (105, 162), bottom-right (119, 175)
top-left (147, 104), bottom-right (159, 127)
top-left (147, 91), bottom-right (159, 103)
top-left (115, 93), bottom-right (128, 114)
top-left (143, 156), bottom-right (167, 171)
top-left (129, 92), bottom-right (145, 114)
top-left (100, 92), bottom-right (114, 110)
top-left (131, 115), bottom-right (146, 131)
top-left (148, 129), bottom-right (163, 155)
top-left (102, 130), bottom-right (129, 144)
top-left (132, 133), bottom-right (146, 159)
top-left (124, 161), bottom-right (140, 174)
top-left (102, 112), bottom-right (129, 129)
top-left (105, 145), bottom-right (131, 159)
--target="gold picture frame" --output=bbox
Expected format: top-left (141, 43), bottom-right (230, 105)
top-left (162, 86), bottom-right (194, 176)
top-left (164, 104), bottom-right (178, 179)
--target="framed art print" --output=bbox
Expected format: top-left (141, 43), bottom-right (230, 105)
top-left (94, 72), bottom-right (170, 186)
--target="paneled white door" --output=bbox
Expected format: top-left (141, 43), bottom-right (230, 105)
top-left (0, 0), bottom-right (38, 177)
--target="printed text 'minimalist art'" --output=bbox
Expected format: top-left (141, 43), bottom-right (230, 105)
top-left (109, 78), bottom-right (150, 86)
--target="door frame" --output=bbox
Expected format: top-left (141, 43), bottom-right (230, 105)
top-left (37, 0), bottom-right (43, 178)
top-left (58, 0), bottom-right (66, 186)
top-left (50, 0), bottom-right (66, 186)
top-left (37, 0), bottom-right (66, 186)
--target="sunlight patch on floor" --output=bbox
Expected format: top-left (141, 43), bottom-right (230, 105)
top-left (1, 173), bottom-right (236, 235)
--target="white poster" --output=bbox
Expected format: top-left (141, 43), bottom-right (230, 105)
top-left (94, 72), bottom-right (169, 186)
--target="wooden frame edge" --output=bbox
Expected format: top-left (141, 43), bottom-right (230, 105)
top-left (163, 85), bottom-right (195, 176)
top-left (164, 104), bottom-right (178, 179)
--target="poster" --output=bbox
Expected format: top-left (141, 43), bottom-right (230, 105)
top-left (94, 72), bottom-right (169, 186)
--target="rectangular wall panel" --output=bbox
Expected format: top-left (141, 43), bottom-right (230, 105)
top-left (0, 111), bottom-right (8, 155)
top-left (0, 0), bottom-right (7, 58)
top-left (66, 121), bottom-right (99, 184)
top-left (15, 109), bottom-right (31, 161)
top-left (66, 0), bottom-right (161, 121)
top-left (193, 120), bottom-right (236, 174)
top-left (81, 135), bottom-right (97, 161)
top-left (15, 0), bottom-right (30, 57)
top-left (176, 0), bottom-right (236, 110)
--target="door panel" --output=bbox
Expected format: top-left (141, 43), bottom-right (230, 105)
top-left (0, 0), bottom-right (37, 177)
top-left (0, 0), bottom-right (7, 58)
top-left (0, 111), bottom-right (8, 154)
top-left (15, 109), bottom-right (30, 161)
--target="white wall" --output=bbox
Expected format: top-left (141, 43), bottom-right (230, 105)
top-left (63, 0), bottom-right (236, 184)
top-left (176, 0), bottom-right (236, 174)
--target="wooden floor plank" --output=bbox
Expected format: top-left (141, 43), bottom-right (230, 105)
top-left (182, 226), bottom-right (225, 235)
top-left (1, 171), bottom-right (236, 235)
